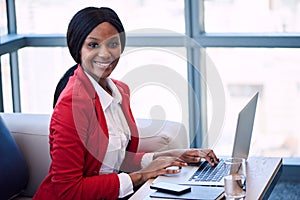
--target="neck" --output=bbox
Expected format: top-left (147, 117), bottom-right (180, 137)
top-left (99, 78), bottom-right (112, 96)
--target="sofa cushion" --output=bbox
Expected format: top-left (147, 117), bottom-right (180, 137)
top-left (0, 115), bottom-right (29, 200)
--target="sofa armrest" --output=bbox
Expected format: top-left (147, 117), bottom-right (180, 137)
top-left (136, 118), bottom-right (189, 152)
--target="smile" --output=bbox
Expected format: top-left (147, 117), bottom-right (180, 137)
top-left (93, 61), bottom-right (111, 69)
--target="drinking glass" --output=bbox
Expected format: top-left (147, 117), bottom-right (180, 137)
top-left (224, 157), bottom-right (246, 199)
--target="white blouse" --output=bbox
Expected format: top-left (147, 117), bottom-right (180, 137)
top-left (85, 72), bottom-right (153, 198)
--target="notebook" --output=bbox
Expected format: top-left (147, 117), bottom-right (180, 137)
top-left (153, 92), bottom-right (259, 187)
top-left (150, 185), bottom-right (225, 200)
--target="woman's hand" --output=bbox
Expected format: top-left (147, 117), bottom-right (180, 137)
top-left (177, 149), bottom-right (219, 166)
top-left (129, 156), bottom-right (187, 187)
top-left (129, 148), bottom-right (219, 187)
top-left (153, 149), bottom-right (219, 166)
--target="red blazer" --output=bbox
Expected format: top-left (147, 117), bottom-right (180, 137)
top-left (33, 66), bottom-right (145, 200)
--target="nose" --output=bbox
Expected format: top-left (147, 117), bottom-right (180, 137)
top-left (97, 45), bottom-right (111, 60)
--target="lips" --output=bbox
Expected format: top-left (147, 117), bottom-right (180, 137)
top-left (93, 61), bottom-right (112, 69)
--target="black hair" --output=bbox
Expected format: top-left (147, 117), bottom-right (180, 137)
top-left (53, 64), bottom-right (78, 108)
top-left (67, 7), bottom-right (126, 64)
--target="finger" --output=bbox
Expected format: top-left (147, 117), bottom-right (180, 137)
top-left (205, 150), bottom-right (219, 164)
top-left (204, 155), bottom-right (215, 166)
top-left (209, 151), bottom-right (219, 164)
top-left (174, 157), bottom-right (188, 163)
top-left (189, 155), bottom-right (201, 163)
top-left (204, 151), bottom-right (219, 166)
top-left (170, 160), bottom-right (188, 168)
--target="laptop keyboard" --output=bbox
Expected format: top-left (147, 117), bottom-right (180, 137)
top-left (188, 159), bottom-right (228, 182)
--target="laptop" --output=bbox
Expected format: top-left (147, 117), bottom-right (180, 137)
top-left (153, 92), bottom-right (259, 187)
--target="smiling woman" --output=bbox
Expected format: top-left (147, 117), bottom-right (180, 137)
top-left (32, 6), bottom-right (218, 200)
top-left (2, 1), bottom-right (300, 199)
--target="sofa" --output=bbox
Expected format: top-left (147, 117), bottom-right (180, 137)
top-left (0, 113), bottom-right (188, 200)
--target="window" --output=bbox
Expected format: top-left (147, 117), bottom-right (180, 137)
top-left (1, 0), bottom-right (300, 159)
top-left (13, 0), bottom-right (187, 126)
top-left (17, 45), bottom-right (189, 130)
top-left (204, 0), bottom-right (300, 33)
top-left (1, 54), bottom-right (13, 112)
top-left (15, 0), bottom-right (185, 34)
top-left (116, 47), bottom-right (188, 126)
top-left (18, 47), bottom-right (73, 113)
top-left (206, 48), bottom-right (300, 157)
top-left (0, 0), bottom-right (7, 35)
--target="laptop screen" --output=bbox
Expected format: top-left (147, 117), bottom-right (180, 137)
top-left (231, 92), bottom-right (259, 159)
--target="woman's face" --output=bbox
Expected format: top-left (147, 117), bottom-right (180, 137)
top-left (80, 22), bottom-right (121, 83)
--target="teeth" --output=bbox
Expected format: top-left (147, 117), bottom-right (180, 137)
top-left (94, 61), bottom-right (110, 67)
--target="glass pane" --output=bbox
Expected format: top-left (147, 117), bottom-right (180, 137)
top-left (15, 0), bottom-right (185, 34)
top-left (18, 47), bottom-right (74, 114)
top-left (1, 54), bottom-right (13, 112)
top-left (204, 0), bottom-right (300, 33)
top-left (18, 47), bottom-right (189, 134)
top-left (0, 0), bottom-right (7, 35)
top-left (205, 48), bottom-right (300, 158)
top-left (116, 47), bottom-right (188, 127)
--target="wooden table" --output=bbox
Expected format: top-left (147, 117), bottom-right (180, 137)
top-left (129, 157), bottom-right (282, 200)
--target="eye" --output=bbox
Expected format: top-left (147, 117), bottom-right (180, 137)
top-left (88, 42), bottom-right (100, 48)
top-left (108, 41), bottom-right (120, 48)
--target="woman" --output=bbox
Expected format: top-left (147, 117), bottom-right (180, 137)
top-left (34, 7), bottom-right (218, 200)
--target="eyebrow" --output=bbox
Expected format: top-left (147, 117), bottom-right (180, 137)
top-left (86, 36), bottom-right (119, 41)
top-left (86, 36), bottom-right (100, 41)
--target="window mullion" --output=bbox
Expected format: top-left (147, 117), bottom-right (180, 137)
top-left (6, 0), bottom-right (17, 34)
top-left (185, 0), bottom-right (207, 148)
top-left (6, 0), bottom-right (21, 112)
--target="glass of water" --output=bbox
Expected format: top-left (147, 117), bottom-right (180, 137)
top-left (224, 157), bottom-right (247, 199)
